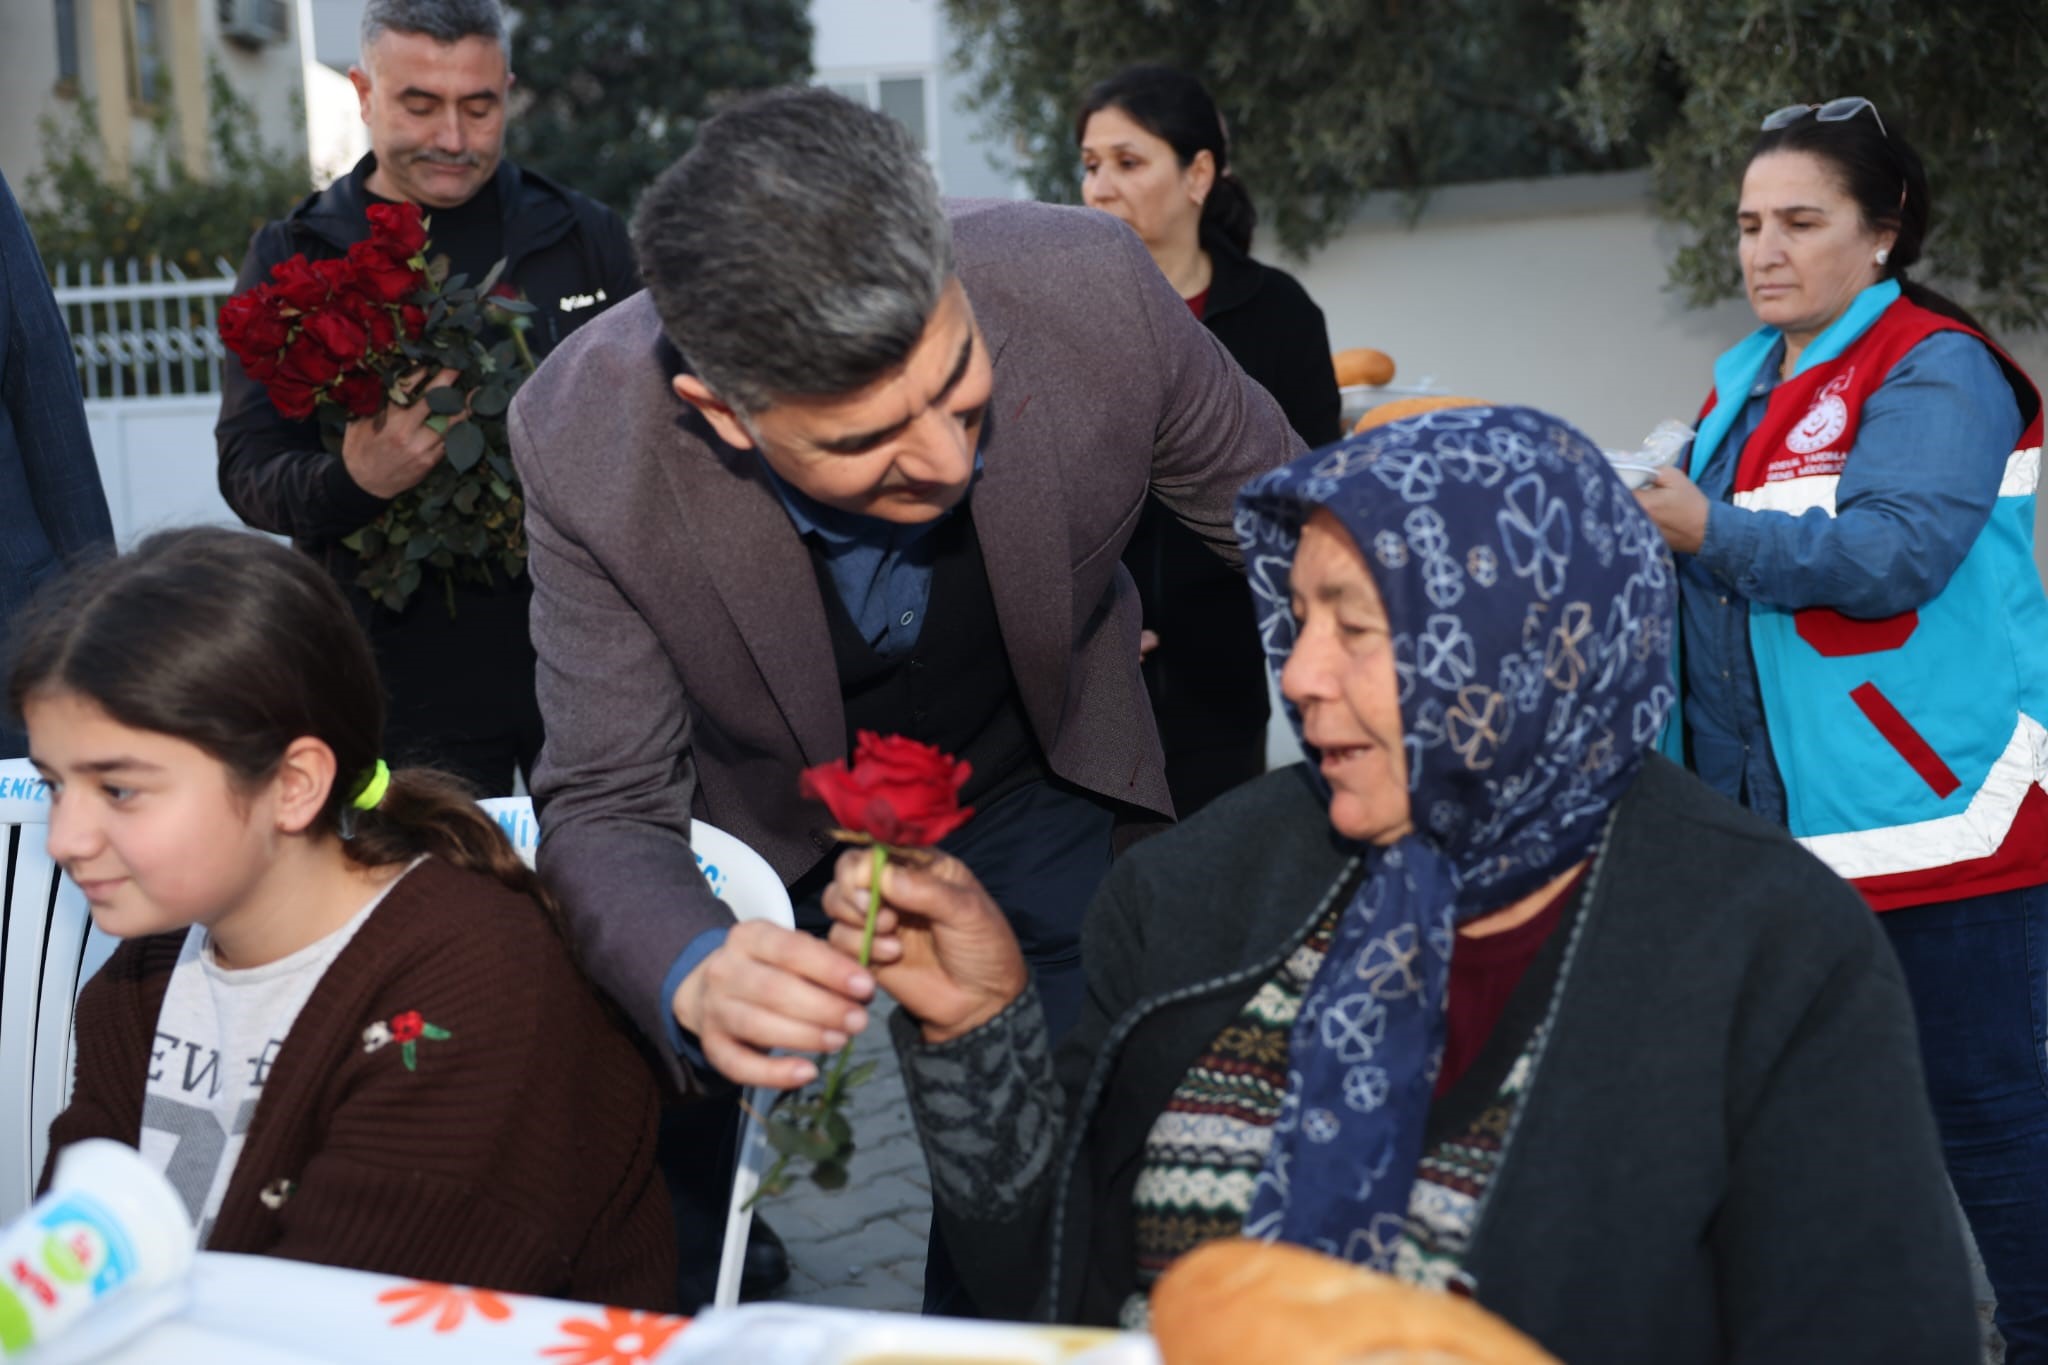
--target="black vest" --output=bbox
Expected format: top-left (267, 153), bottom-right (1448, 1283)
top-left (808, 507), bottom-right (1046, 814)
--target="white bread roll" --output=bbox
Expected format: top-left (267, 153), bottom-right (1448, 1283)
top-left (1149, 1238), bottom-right (1559, 1365)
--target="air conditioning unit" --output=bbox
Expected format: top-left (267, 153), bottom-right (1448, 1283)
top-left (219, 0), bottom-right (289, 48)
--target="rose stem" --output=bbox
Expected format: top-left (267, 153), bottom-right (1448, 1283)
top-left (820, 841), bottom-right (887, 1109)
top-left (508, 319), bottom-right (537, 375)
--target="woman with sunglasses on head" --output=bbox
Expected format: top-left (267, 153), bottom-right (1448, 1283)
top-left (1076, 66), bottom-right (1342, 817)
top-left (1633, 98), bottom-right (2048, 1356)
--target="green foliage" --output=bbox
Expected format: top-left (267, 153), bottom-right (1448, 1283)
top-left (1572, 0), bottom-right (2048, 332)
top-left (26, 63), bottom-right (312, 274)
top-left (337, 263), bottom-right (539, 615)
top-left (940, 0), bottom-right (1672, 257)
top-left (948, 1), bottom-right (2046, 331)
top-left (504, 0), bottom-right (814, 219)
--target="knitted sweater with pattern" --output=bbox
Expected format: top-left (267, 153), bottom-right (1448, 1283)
top-left (890, 757), bottom-right (1978, 1364)
top-left (42, 856), bottom-right (675, 1308)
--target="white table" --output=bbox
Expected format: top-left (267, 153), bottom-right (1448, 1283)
top-left (63, 1252), bottom-right (1156, 1365)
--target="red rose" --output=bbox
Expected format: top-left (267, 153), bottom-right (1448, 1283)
top-left (389, 1010), bottom-right (425, 1043)
top-left (366, 202), bottom-right (428, 261)
top-left (278, 334), bottom-right (344, 388)
top-left (217, 287), bottom-right (264, 350)
top-left (269, 256), bottom-right (332, 312)
top-left (334, 371), bottom-right (386, 417)
top-left (243, 306), bottom-right (292, 357)
top-left (800, 731), bottom-right (974, 847)
top-left (219, 288), bottom-right (296, 372)
top-left (347, 238), bottom-right (425, 304)
top-left (399, 304), bottom-right (427, 337)
top-left (362, 306), bottom-right (398, 351)
top-left (267, 374), bottom-right (319, 420)
top-left (302, 308), bottom-right (368, 362)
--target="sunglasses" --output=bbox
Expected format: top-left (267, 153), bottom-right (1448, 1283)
top-left (1760, 96), bottom-right (1888, 140)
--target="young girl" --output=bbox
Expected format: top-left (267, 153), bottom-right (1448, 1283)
top-left (10, 527), bottom-right (674, 1306)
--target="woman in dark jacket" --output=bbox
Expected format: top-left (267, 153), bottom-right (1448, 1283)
top-left (821, 404), bottom-right (1979, 1363)
top-left (1078, 66), bottom-right (1342, 815)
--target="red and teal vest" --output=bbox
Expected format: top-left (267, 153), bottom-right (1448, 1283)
top-left (1689, 283), bottom-right (2047, 910)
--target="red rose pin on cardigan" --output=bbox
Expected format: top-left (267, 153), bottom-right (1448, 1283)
top-left (362, 1009), bottom-right (453, 1071)
top-left (748, 733), bottom-right (974, 1203)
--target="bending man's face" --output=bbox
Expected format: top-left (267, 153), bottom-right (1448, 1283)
top-left (676, 280), bottom-right (993, 525)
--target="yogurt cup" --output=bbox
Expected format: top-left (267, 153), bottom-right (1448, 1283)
top-left (0, 1140), bottom-right (193, 1358)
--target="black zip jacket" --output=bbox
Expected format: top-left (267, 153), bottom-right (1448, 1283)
top-left (214, 152), bottom-right (637, 578)
top-left (1125, 228), bottom-right (1340, 772)
top-left (891, 756), bottom-right (1978, 1364)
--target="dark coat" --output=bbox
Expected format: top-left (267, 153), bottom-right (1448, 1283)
top-left (508, 201), bottom-right (1305, 1083)
top-left (215, 152), bottom-right (638, 567)
top-left (44, 858), bottom-right (675, 1308)
top-left (1124, 227), bottom-right (1339, 790)
top-left (897, 756), bottom-right (1980, 1363)
top-left (212, 154), bottom-right (637, 790)
top-left (0, 169), bottom-right (114, 756)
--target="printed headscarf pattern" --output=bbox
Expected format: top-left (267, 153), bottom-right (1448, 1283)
top-left (1235, 404), bottom-right (1675, 1267)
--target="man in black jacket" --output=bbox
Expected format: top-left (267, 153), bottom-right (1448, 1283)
top-left (215, 0), bottom-right (637, 796)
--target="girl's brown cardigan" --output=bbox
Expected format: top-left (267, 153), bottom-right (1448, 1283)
top-left (42, 856), bottom-right (676, 1309)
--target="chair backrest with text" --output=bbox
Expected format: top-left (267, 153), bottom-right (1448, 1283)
top-left (478, 796), bottom-right (792, 929)
top-left (477, 795), bottom-right (796, 1309)
top-left (0, 757), bottom-right (121, 1221)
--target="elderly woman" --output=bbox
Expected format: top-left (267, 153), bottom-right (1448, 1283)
top-left (821, 406), bottom-right (1976, 1362)
top-left (1633, 100), bottom-right (2047, 1353)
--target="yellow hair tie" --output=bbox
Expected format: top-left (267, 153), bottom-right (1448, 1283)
top-left (351, 759), bottom-right (391, 812)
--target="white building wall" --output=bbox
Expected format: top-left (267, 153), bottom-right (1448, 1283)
top-left (0, 4), bottom-right (76, 195)
top-left (812, 0), bottom-right (1021, 198)
top-left (203, 0), bottom-right (318, 170)
top-left (1283, 169), bottom-right (2048, 452)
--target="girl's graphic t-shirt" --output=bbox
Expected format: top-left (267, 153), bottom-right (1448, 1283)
top-left (136, 862), bottom-right (418, 1241)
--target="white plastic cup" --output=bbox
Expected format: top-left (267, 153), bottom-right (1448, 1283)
top-left (0, 1140), bottom-right (194, 1357)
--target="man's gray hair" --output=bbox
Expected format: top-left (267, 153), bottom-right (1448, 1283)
top-left (360, 0), bottom-right (508, 59)
top-left (633, 87), bottom-right (954, 416)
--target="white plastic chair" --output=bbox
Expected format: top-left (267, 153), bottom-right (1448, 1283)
top-left (478, 796), bottom-right (795, 1309)
top-left (0, 757), bottom-right (121, 1221)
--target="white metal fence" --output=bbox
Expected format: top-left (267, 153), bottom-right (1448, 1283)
top-left (47, 257), bottom-right (246, 546)
top-left (49, 256), bottom-right (239, 401)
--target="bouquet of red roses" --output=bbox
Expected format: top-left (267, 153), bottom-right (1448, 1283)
top-left (217, 201), bottom-right (537, 613)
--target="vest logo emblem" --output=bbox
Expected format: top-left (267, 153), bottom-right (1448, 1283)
top-left (1786, 371), bottom-right (1853, 454)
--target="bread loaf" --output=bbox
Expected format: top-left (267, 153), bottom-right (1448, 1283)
top-left (1352, 395), bottom-right (1489, 434)
top-left (1333, 347), bottom-right (1397, 387)
top-left (1149, 1239), bottom-right (1558, 1365)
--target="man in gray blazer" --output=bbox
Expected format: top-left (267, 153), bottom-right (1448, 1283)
top-left (512, 85), bottom-right (1300, 1310)
top-left (512, 86), bottom-right (1301, 1102)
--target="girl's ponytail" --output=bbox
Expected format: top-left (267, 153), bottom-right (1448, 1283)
top-left (346, 768), bottom-right (564, 927)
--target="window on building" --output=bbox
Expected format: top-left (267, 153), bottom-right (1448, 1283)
top-left (817, 69), bottom-right (934, 158)
top-left (877, 77), bottom-right (927, 152)
top-left (54, 0), bottom-right (81, 86)
top-left (130, 0), bottom-right (164, 105)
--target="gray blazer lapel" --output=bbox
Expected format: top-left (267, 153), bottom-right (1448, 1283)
top-left (652, 407), bottom-right (845, 767)
top-left (972, 323), bottom-right (1073, 750)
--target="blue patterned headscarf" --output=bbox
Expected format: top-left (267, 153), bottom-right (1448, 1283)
top-left (1235, 404), bottom-right (1675, 1267)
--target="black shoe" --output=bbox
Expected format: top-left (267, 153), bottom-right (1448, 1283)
top-left (741, 1216), bottom-right (792, 1298)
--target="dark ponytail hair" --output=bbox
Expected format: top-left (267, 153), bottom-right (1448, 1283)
top-left (5, 527), bottom-right (558, 922)
top-left (1748, 104), bottom-right (1992, 339)
top-left (1076, 64), bottom-right (1256, 256)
